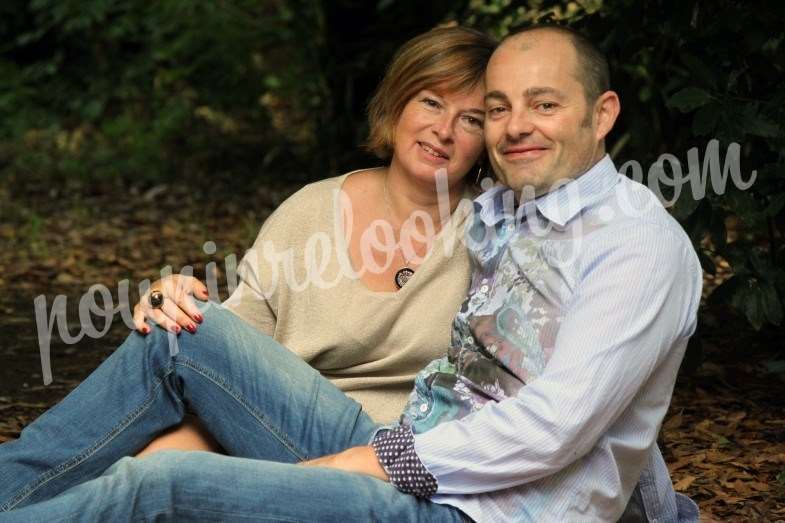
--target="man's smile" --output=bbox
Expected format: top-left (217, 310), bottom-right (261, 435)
top-left (501, 144), bottom-right (549, 161)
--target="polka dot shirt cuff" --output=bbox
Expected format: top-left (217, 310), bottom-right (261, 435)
top-left (371, 425), bottom-right (437, 497)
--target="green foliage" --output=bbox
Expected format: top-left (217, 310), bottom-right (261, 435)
top-left (666, 87), bottom-right (714, 113)
top-left (1, 0), bottom-right (783, 336)
top-left (0, 0), bottom-right (334, 183)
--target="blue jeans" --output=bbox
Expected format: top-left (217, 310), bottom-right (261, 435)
top-left (0, 305), bottom-right (465, 522)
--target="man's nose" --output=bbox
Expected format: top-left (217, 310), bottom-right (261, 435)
top-left (505, 109), bottom-right (534, 140)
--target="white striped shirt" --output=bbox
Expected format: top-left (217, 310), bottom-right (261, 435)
top-left (401, 155), bottom-right (701, 522)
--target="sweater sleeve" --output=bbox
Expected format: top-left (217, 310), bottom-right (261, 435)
top-left (222, 182), bottom-right (325, 335)
top-left (221, 214), bottom-right (280, 336)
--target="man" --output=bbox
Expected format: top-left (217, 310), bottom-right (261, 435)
top-left (313, 25), bottom-right (702, 521)
top-left (0, 26), bottom-right (700, 522)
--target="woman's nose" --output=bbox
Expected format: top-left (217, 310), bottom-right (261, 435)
top-left (431, 114), bottom-right (454, 142)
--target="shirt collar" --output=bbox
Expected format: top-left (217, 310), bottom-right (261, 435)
top-left (475, 154), bottom-right (619, 228)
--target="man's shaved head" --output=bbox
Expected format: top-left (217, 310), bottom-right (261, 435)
top-left (499, 25), bottom-right (610, 103)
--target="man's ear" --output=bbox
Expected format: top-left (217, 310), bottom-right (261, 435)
top-left (593, 91), bottom-right (620, 142)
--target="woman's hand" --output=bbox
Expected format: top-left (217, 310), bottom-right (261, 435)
top-left (133, 275), bottom-right (210, 334)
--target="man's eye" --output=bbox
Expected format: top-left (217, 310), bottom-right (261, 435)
top-left (537, 102), bottom-right (558, 112)
top-left (487, 106), bottom-right (507, 116)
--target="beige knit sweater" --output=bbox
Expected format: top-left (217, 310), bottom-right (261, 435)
top-left (223, 171), bottom-right (473, 422)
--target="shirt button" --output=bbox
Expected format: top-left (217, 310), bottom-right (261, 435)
top-left (419, 404), bottom-right (429, 413)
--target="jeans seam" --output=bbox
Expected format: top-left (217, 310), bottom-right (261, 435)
top-left (175, 357), bottom-right (306, 462)
top-left (637, 471), bottom-right (656, 521)
top-left (303, 375), bottom-right (321, 459)
top-left (1, 372), bottom-right (172, 512)
top-left (136, 507), bottom-right (302, 522)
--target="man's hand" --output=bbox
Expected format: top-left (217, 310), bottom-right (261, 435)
top-left (299, 446), bottom-right (389, 482)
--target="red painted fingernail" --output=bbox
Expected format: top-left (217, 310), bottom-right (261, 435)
top-left (173, 325), bottom-right (181, 334)
top-left (186, 323), bottom-right (197, 334)
top-left (143, 326), bottom-right (150, 334)
top-left (194, 314), bottom-right (203, 323)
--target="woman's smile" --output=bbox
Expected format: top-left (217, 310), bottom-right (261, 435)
top-left (417, 141), bottom-right (450, 163)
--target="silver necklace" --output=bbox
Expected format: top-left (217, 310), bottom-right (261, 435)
top-left (383, 174), bottom-right (415, 289)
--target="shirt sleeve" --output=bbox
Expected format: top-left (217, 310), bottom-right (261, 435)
top-left (372, 426), bottom-right (438, 497)
top-left (411, 224), bottom-right (702, 495)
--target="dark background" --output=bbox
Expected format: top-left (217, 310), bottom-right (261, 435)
top-left (0, 1), bottom-right (783, 518)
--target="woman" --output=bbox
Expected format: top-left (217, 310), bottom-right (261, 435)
top-left (0, 25), bottom-right (495, 518)
top-left (132, 24), bottom-right (496, 456)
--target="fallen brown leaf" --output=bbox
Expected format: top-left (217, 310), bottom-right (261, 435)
top-left (675, 475), bottom-right (697, 491)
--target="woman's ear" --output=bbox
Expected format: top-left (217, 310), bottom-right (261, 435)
top-left (593, 90), bottom-right (620, 142)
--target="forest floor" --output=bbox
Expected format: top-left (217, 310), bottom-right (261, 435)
top-left (0, 175), bottom-right (783, 521)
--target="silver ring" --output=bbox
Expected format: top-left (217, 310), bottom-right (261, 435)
top-left (149, 290), bottom-right (165, 309)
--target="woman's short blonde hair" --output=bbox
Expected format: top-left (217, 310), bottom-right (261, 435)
top-left (366, 26), bottom-right (497, 159)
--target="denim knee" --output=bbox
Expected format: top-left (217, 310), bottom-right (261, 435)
top-left (166, 304), bottom-right (276, 368)
top-left (138, 304), bottom-right (230, 363)
top-left (107, 453), bottom-right (181, 498)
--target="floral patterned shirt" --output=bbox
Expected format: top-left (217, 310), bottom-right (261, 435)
top-left (374, 155), bottom-right (702, 522)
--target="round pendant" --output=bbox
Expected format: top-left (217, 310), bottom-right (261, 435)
top-left (394, 267), bottom-right (415, 289)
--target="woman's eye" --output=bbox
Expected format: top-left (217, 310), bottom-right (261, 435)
top-left (422, 97), bottom-right (441, 109)
top-left (462, 115), bottom-right (484, 128)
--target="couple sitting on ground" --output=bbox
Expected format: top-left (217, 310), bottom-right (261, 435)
top-left (0, 24), bottom-right (701, 522)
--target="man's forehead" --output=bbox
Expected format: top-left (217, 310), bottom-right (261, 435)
top-left (485, 34), bottom-right (580, 90)
top-left (487, 51), bottom-right (569, 74)
top-left (484, 86), bottom-right (568, 102)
